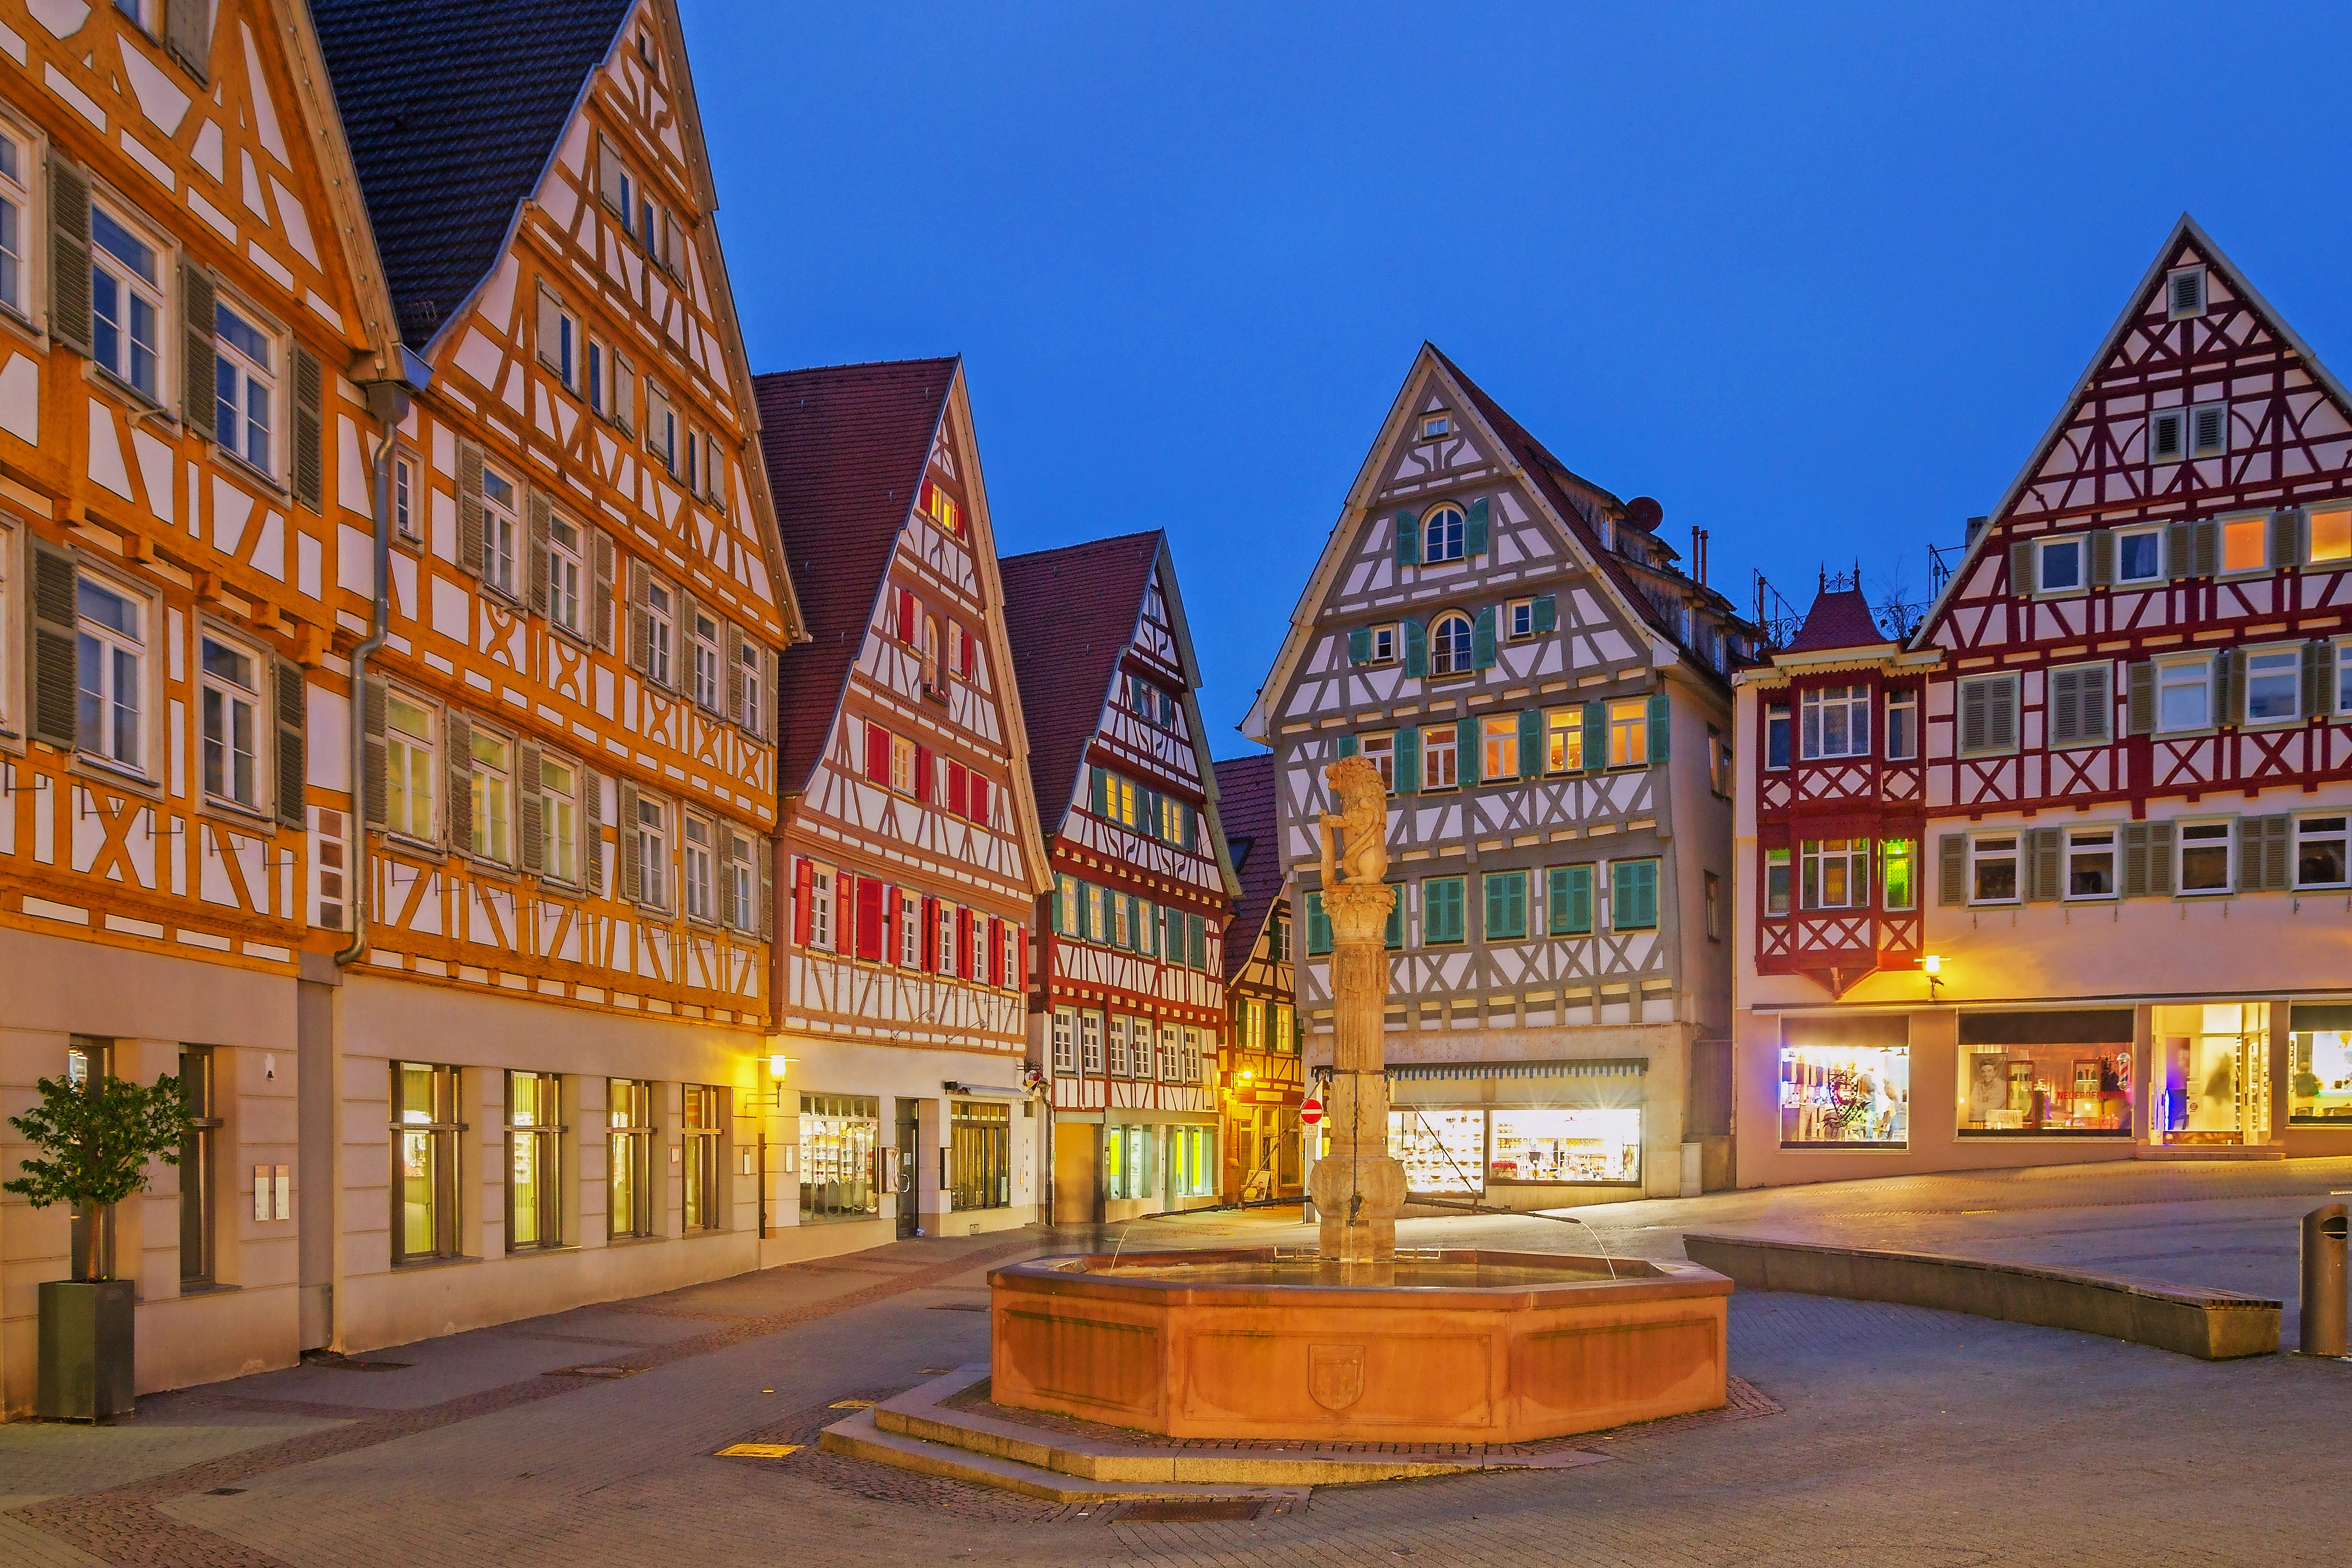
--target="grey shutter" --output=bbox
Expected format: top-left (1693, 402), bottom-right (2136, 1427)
top-left (2165, 519), bottom-right (2193, 582)
top-left (1960, 678), bottom-right (1988, 753)
top-left (2192, 519), bottom-right (2219, 579)
top-left (758, 835), bottom-right (775, 939)
top-left (2081, 662), bottom-right (2112, 741)
top-left (598, 138), bottom-right (625, 211)
top-left (1472, 604), bottom-right (1497, 669)
top-left (27, 540), bottom-right (77, 748)
top-left (1347, 627), bottom-right (1370, 665)
top-left (1532, 595), bottom-right (1556, 632)
top-left (1395, 726), bottom-right (1419, 794)
top-left (456, 440), bottom-right (485, 576)
top-left (1517, 709), bottom-right (1542, 779)
top-left (48, 155), bottom-right (90, 354)
top-left (1987, 677), bottom-right (2017, 752)
top-left (616, 779), bottom-right (640, 902)
top-left (2215, 647), bottom-right (2244, 728)
top-left (1466, 496), bottom-right (1489, 556)
top-left (292, 345), bottom-right (322, 512)
top-left (2241, 814), bottom-right (2291, 892)
top-left (614, 354), bottom-right (636, 435)
top-left (361, 676), bottom-right (388, 828)
top-left (2304, 640), bottom-right (2328, 723)
top-left (2009, 541), bottom-right (2034, 597)
top-left (180, 261), bottom-right (216, 440)
top-left (1937, 834), bottom-right (1967, 906)
top-left (2122, 822), bottom-right (2152, 898)
top-left (2237, 816), bottom-right (2267, 893)
top-left (625, 558), bottom-right (650, 672)
top-left (2090, 528), bottom-right (2116, 587)
top-left (1402, 617), bottom-right (1426, 677)
top-left (591, 529), bottom-right (615, 650)
top-left (2050, 668), bottom-right (2081, 745)
top-left (164, 0), bottom-right (210, 82)
top-left (2267, 815), bottom-right (2293, 891)
top-left (2127, 661), bottom-right (2156, 736)
top-left (505, 744), bottom-right (539, 879)
top-left (444, 709), bottom-right (472, 851)
top-left (719, 827), bottom-right (741, 928)
top-left (273, 658), bottom-right (305, 830)
top-left (536, 288), bottom-right (561, 373)
top-left (2272, 509), bottom-right (2303, 570)
top-left (2024, 827), bottom-right (2063, 902)
top-left (527, 489), bottom-right (551, 616)
top-left (725, 623), bottom-right (746, 723)
top-left (583, 768), bottom-right (605, 895)
top-left (2149, 821), bottom-right (2176, 896)
top-left (1393, 508), bottom-right (1420, 567)
top-left (678, 588), bottom-right (700, 698)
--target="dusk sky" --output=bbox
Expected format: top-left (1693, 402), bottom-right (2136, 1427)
top-left (683, 2), bottom-right (2352, 757)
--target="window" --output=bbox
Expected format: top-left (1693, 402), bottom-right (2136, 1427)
top-left (692, 611), bottom-right (721, 711)
top-left (1781, 1043), bottom-right (1909, 1147)
top-left (1962, 1036), bottom-right (2133, 1136)
top-left (634, 793), bottom-right (668, 909)
top-left (1080, 1010), bottom-right (1104, 1074)
top-left (1052, 1007), bottom-right (1076, 1074)
top-left (468, 726), bottom-right (513, 864)
top-left (1107, 1014), bottom-right (1131, 1078)
top-left (539, 754), bottom-right (580, 883)
top-left (547, 514), bottom-right (584, 634)
top-left (1611, 859), bottom-right (1659, 929)
top-left (1800, 839), bottom-right (1867, 910)
top-left (1361, 731), bottom-right (1395, 792)
top-left (199, 634), bottom-right (262, 809)
top-left (390, 453), bottom-right (419, 543)
top-left (1418, 413), bottom-right (1450, 439)
top-left (2221, 514), bottom-right (2266, 575)
top-left (1423, 503), bottom-right (1466, 563)
top-left (2298, 816), bottom-right (2348, 889)
top-left (737, 638), bottom-right (765, 735)
top-left (798, 1094), bottom-right (879, 1221)
top-left (178, 1046), bottom-right (219, 1286)
top-left (1885, 689), bottom-right (1918, 760)
top-left (2118, 527), bottom-right (2164, 583)
top-left (1764, 849), bottom-right (1791, 916)
top-left (683, 1085), bottom-right (723, 1231)
top-left (1705, 871), bottom-right (1722, 939)
top-left (1957, 673), bottom-right (2018, 755)
top-left (1303, 891), bottom-right (1331, 955)
top-left (1429, 611), bottom-right (1473, 676)
top-left (1708, 725), bottom-right (1728, 795)
top-left (2310, 505), bottom-right (2352, 567)
top-left (506, 1071), bottom-right (562, 1252)
top-left (539, 291), bottom-right (578, 392)
top-left (1545, 707), bottom-right (1584, 773)
top-left (1800, 684), bottom-right (1870, 759)
top-left (1508, 598), bottom-right (1537, 640)
top-left (385, 690), bottom-right (434, 840)
top-left (2157, 655), bottom-right (2212, 732)
top-left (2047, 663), bottom-right (2111, 747)
top-left (1421, 723), bottom-right (1458, 789)
top-left (683, 814), bottom-right (714, 921)
top-left (888, 732), bottom-right (917, 795)
top-left (608, 1079), bottom-right (656, 1239)
top-left (2151, 408), bottom-right (2185, 463)
top-left (91, 206), bottom-right (162, 399)
top-left (951, 1101), bottom-right (1011, 1210)
top-left (393, 1063), bottom-right (461, 1264)
top-left (2167, 265), bottom-right (2206, 319)
top-left (645, 578), bottom-right (674, 686)
top-left (1971, 835), bottom-right (2019, 903)
top-left (1484, 870), bottom-right (1528, 941)
top-left (1487, 1108), bottom-right (1642, 1184)
top-left (1273, 914), bottom-right (1291, 963)
top-left (2036, 536), bottom-right (2082, 594)
top-left (0, 130), bottom-right (26, 316)
top-left (1607, 699), bottom-right (1649, 768)
top-left (2192, 402), bottom-right (2229, 460)
top-left (1480, 714), bottom-right (1518, 780)
top-left (214, 301), bottom-right (274, 474)
top-left (1882, 839), bottom-right (1916, 911)
top-left (2180, 821), bottom-right (2232, 894)
top-left (2067, 828), bottom-right (2116, 899)
top-left (2246, 647), bottom-right (2301, 724)
top-left (1105, 1124), bottom-right (1156, 1200)
top-left (1423, 875), bottom-right (1466, 944)
top-left (893, 887), bottom-right (918, 966)
top-left (1765, 701), bottom-right (1790, 770)
top-left (481, 465), bottom-right (519, 597)
top-left (646, 383), bottom-right (678, 475)
top-left (1368, 623), bottom-right (1398, 663)
top-left (924, 478), bottom-right (961, 536)
top-left (77, 576), bottom-right (146, 770)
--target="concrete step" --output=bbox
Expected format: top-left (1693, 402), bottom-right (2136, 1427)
top-left (818, 1409), bottom-right (1312, 1504)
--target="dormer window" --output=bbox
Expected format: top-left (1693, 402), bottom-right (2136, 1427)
top-left (923, 478), bottom-right (963, 539)
top-left (2167, 265), bottom-right (2206, 319)
top-left (1423, 503), bottom-right (1466, 564)
top-left (1418, 414), bottom-right (1451, 440)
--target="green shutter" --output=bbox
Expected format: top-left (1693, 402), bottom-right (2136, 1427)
top-left (1484, 871), bottom-right (1527, 940)
top-left (1458, 716), bottom-right (1478, 784)
top-left (1394, 508), bottom-right (1420, 567)
top-left (1189, 913), bottom-right (1207, 968)
top-left (1612, 860), bottom-right (1658, 930)
top-left (1348, 627), bottom-right (1371, 665)
top-left (1337, 733), bottom-right (1358, 759)
top-left (1473, 605), bottom-right (1497, 668)
top-left (1425, 877), bottom-right (1465, 943)
top-left (1466, 496), bottom-right (1489, 556)
top-left (1517, 709), bottom-right (1542, 779)
top-left (1549, 865), bottom-right (1593, 935)
top-left (1050, 878), bottom-right (1064, 933)
top-left (1403, 617), bottom-right (1427, 677)
top-left (1647, 691), bottom-right (1670, 764)
top-left (1396, 727), bottom-right (1420, 793)
top-left (1532, 594), bottom-right (1557, 632)
top-left (1582, 701), bottom-right (1607, 771)
top-left (1305, 892), bottom-right (1332, 955)
top-left (1090, 766), bottom-right (1108, 816)
top-left (1384, 884), bottom-right (1403, 949)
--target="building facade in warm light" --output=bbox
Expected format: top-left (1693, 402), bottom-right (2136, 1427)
top-left (1734, 217), bottom-right (2352, 1186)
top-left (1210, 752), bottom-right (1302, 1202)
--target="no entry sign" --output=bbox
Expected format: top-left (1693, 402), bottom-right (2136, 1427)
top-left (1299, 1098), bottom-right (1323, 1125)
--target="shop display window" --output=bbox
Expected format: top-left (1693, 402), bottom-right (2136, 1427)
top-left (950, 1100), bottom-right (1010, 1210)
top-left (2292, 1012), bottom-right (2352, 1123)
top-left (1169, 1126), bottom-right (1218, 1197)
top-left (1388, 1108), bottom-right (1486, 1195)
top-left (1959, 1044), bottom-right (2131, 1135)
top-left (1106, 1123), bottom-right (1156, 1201)
top-left (2156, 1004), bottom-right (2269, 1145)
top-left (799, 1093), bottom-right (879, 1220)
top-left (1779, 1043), bottom-right (1908, 1147)
top-left (1488, 1108), bottom-right (1641, 1184)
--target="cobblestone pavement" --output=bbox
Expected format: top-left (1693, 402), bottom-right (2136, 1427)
top-left (6, 1161), bottom-right (2352, 1566)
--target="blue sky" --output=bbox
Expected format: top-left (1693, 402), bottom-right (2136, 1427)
top-left (683, 2), bottom-right (2352, 757)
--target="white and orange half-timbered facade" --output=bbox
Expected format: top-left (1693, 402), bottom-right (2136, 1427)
top-left (758, 358), bottom-right (1050, 1254)
top-left (1735, 216), bottom-right (2352, 1187)
top-left (1003, 532), bottom-right (1237, 1223)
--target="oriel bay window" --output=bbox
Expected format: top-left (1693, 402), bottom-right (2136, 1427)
top-left (683, 1085), bottom-right (723, 1232)
top-left (1800, 839), bottom-right (1867, 910)
top-left (1764, 849), bottom-right (1791, 916)
top-left (607, 1079), bottom-right (657, 1239)
top-left (1800, 684), bottom-right (1870, 759)
top-left (394, 1063), bottom-right (461, 1264)
top-left (506, 1071), bottom-right (562, 1252)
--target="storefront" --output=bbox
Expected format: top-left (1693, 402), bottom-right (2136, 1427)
top-left (1959, 1010), bottom-right (2133, 1139)
top-left (1376, 1059), bottom-right (1652, 1210)
top-left (798, 1093), bottom-right (881, 1221)
top-left (950, 1100), bottom-right (1012, 1210)
top-left (1100, 1114), bottom-right (1222, 1219)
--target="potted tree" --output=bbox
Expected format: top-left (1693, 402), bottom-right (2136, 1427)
top-left (5, 1068), bottom-right (191, 1420)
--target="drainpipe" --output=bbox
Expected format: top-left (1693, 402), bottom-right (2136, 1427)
top-left (334, 354), bottom-right (429, 968)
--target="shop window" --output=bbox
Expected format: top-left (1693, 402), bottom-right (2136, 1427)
top-left (1960, 1033), bottom-right (2131, 1137)
top-left (2066, 829), bottom-right (2116, 899)
top-left (1487, 1109), bottom-right (1641, 1185)
top-left (799, 1094), bottom-right (879, 1220)
top-left (1483, 870), bottom-right (1528, 941)
top-left (1800, 839), bottom-right (1867, 910)
top-left (951, 1101), bottom-right (1010, 1210)
top-left (1971, 835), bottom-right (2019, 903)
top-left (178, 1046), bottom-right (220, 1286)
top-left (1423, 875), bottom-right (1466, 944)
top-left (1548, 865), bottom-right (1593, 935)
top-left (1105, 1124), bottom-right (1154, 1201)
top-left (2157, 1004), bottom-right (2269, 1146)
top-left (506, 1070), bottom-right (562, 1251)
top-left (1170, 1126), bottom-right (1217, 1198)
top-left (608, 1079), bottom-right (657, 1239)
top-left (2292, 1012), bottom-right (2352, 1123)
top-left (393, 1063), bottom-right (461, 1263)
top-left (1388, 1108), bottom-right (1485, 1195)
top-left (1881, 839), bottom-right (1916, 911)
top-left (1764, 849), bottom-right (1791, 916)
top-left (1779, 1043), bottom-right (1908, 1147)
top-left (1800, 683), bottom-right (1870, 759)
top-left (2297, 816), bottom-right (2348, 889)
top-left (2179, 821), bottom-right (2232, 894)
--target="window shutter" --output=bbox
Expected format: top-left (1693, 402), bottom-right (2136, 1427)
top-left (273, 658), bottom-right (306, 831)
top-left (912, 743), bottom-right (932, 803)
top-left (1647, 692), bottom-right (1671, 763)
top-left (537, 288), bottom-right (561, 372)
top-left (2050, 668), bottom-right (2080, 745)
top-left (47, 154), bottom-right (91, 355)
top-left (2121, 822), bottom-right (2151, 898)
top-left (1582, 700), bottom-right (1606, 771)
top-left (1466, 496), bottom-right (1489, 556)
top-left (614, 355), bottom-right (636, 435)
top-left (725, 623), bottom-right (746, 724)
top-left (27, 540), bottom-right (78, 748)
top-left (758, 837), bottom-right (774, 938)
top-left (527, 490), bottom-right (553, 616)
top-left (2025, 827), bottom-right (2062, 902)
top-left (517, 743), bottom-right (543, 873)
top-left (863, 719), bottom-right (886, 783)
top-left (1937, 833), bottom-right (1967, 906)
top-left (1457, 716), bottom-right (1478, 784)
top-left (455, 440), bottom-right (485, 576)
top-left (1960, 680), bottom-right (1988, 753)
top-left (2165, 519), bottom-right (2193, 582)
top-left (2127, 661), bottom-right (2156, 736)
top-left (1347, 627), bottom-right (1370, 666)
top-left (2192, 518), bottom-right (2219, 579)
top-left (2267, 815), bottom-right (2292, 892)
top-left (2149, 821), bottom-right (2176, 895)
top-left (1989, 677), bottom-right (2017, 751)
top-left (292, 345), bottom-right (323, 512)
top-left (2009, 540), bottom-right (2034, 597)
top-left (598, 138), bottom-right (625, 211)
top-left (626, 557), bottom-right (650, 672)
top-left (2243, 814), bottom-right (2291, 892)
top-left (2081, 662), bottom-right (2111, 741)
top-left (1532, 595), bottom-right (1557, 632)
top-left (971, 775), bottom-right (991, 826)
top-left (1336, 733), bottom-right (1358, 759)
top-left (1472, 605), bottom-right (1497, 668)
top-left (948, 760), bottom-right (968, 819)
top-left (1396, 726), bottom-right (1420, 794)
top-left (591, 530), bottom-right (616, 650)
top-left (2090, 528), bottom-right (2116, 587)
top-left (164, 0), bottom-right (210, 82)
top-left (956, 907), bottom-right (973, 978)
top-left (616, 779), bottom-right (641, 902)
top-left (857, 877), bottom-right (884, 962)
top-left (1393, 508), bottom-right (1420, 567)
top-left (443, 709), bottom-right (476, 851)
top-left (677, 589), bottom-right (700, 700)
top-left (2216, 648), bottom-right (2244, 728)
top-left (1402, 617), bottom-right (1426, 677)
top-left (2304, 640), bottom-right (2328, 723)
top-left (181, 261), bottom-right (216, 440)
top-left (2272, 508), bottom-right (2303, 570)
top-left (583, 768), bottom-right (604, 895)
top-left (1517, 709), bottom-right (1542, 779)
top-left (792, 855), bottom-right (814, 945)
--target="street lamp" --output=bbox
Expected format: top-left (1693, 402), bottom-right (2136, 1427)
top-left (1924, 953), bottom-right (1945, 1002)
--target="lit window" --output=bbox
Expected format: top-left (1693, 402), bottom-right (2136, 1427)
top-left (1971, 835), bottom-right (2019, 904)
top-left (481, 465), bottom-right (519, 598)
top-left (1607, 699), bottom-right (1649, 768)
top-left (890, 733), bottom-right (916, 795)
top-left (91, 207), bottom-right (162, 399)
top-left (1480, 714), bottom-right (1518, 780)
top-left (683, 814), bottom-right (714, 921)
top-left (2067, 829), bottom-right (2115, 899)
top-left (1428, 611), bottom-right (1473, 676)
top-left (1361, 731), bottom-right (1395, 792)
top-left (2157, 655), bottom-right (2212, 732)
top-left (1421, 724), bottom-right (1459, 789)
top-left (1881, 839), bottom-right (1915, 911)
top-left (539, 755), bottom-right (580, 884)
top-left (2037, 536), bottom-right (2082, 593)
top-left (76, 577), bottom-right (145, 770)
top-left (1422, 504), bottom-right (1466, 563)
top-left (1800, 839), bottom-right (1867, 910)
top-left (1764, 849), bottom-right (1790, 916)
top-left (2180, 821), bottom-right (2231, 894)
top-left (0, 131), bottom-right (26, 316)
top-left (469, 727), bottom-right (512, 863)
top-left (385, 691), bottom-right (435, 840)
top-left (2222, 515), bottom-right (2266, 574)
top-left (199, 635), bottom-right (260, 808)
top-left (1800, 684), bottom-right (1871, 759)
top-left (1885, 689), bottom-right (1918, 760)
top-left (1545, 708), bottom-right (1584, 772)
top-left (2310, 506), bottom-right (2352, 566)
top-left (214, 301), bottom-right (274, 474)
top-left (2117, 528), bottom-right (2163, 582)
top-left (925, 479), bottom-right (961, 536)
top-left (547, 515), bottom-right (584, 635)
top-left (2247, 648), bottom-right (2301, 724)
top-left (2297, 817), bottom-right (2348, 889)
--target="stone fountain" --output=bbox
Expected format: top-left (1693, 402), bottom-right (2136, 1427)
top-left (987, 759), bottom-right (1730, 1444)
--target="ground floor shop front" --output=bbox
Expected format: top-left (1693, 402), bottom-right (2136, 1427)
top-left (1048, 1109), bottom-right (1222, 1223)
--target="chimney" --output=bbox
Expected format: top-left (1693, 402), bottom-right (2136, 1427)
top-left (1691, 527), bottom-right (1709, 587)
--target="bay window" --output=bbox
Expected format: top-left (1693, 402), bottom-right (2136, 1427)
top-left (1800, 838), bottom-right (1867, 910)
top-left (1800, 683), bottom-right (1870, 760)
top-left (1765, 847), bottom-right (1791, 915)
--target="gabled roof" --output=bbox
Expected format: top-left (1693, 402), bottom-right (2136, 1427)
top-left (755, 358), bottom-right (957, 795)
top-left (311, 0), bottom-right (635, 348)
top-left (998, 531), bottom-right (1166, 839)
top-left (1786, 588), bottom-right (1887, 653)
top-left (1212, 752), bottom-right (1283, 982)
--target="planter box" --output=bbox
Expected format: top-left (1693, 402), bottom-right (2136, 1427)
top-left (38, 1279), bottom-right (136, 1421)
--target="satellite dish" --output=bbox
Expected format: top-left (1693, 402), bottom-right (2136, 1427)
top-left (1622, 497), bottom-right (1664, 533)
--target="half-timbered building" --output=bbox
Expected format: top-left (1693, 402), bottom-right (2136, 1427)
top-left (759, 357), bottom-right (1051, 1252)
top-left (1734, 216), bottom-right (2352, 1185)
top-left (1211, 752), bottom-right (1302, 1203)
top-left (1002, 531), bottom-right (1236, 1222)
top-left (1246, 344), bottom-right (1756, 1208)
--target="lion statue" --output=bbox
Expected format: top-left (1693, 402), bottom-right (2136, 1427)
top-left (1318, 756), bottom-right (1389, 890)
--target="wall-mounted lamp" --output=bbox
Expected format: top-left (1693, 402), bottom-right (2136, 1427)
top-left (1923, 953), bottom-right (1945, 1001)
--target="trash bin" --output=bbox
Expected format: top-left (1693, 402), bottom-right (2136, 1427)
top-left (2301, 1203), bottom-right (2349, 1357)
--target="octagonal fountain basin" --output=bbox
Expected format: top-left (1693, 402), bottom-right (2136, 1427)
top-left (988, 1246), bottom-right (1730, 1445)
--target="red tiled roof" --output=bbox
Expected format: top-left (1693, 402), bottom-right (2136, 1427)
top-left (1213, 752), bottom-right (1283, 982)
top-left (1786, 588), bottom-right (1889, 653)
top-left (998, 531), bottom-right (1165, 840)
top-left (754, 358), bottom-right (956, 794)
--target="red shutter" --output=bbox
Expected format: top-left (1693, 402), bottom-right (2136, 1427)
top-left (897, 587), bottom-right (916, 643)
top-left (947, 761), bottom-right (968, 819)
top-left (877, 883), bottom-right (896, 965)
top-left (960, 629), bottom-right (975, 679)
top-left (912, 744), bottom-right (932, 803)
top-left (969, 776), bottom-right (990, 826)
top-left (793, 856), bottom-right (813, 945)
top-left (838, 871), bottom-right (858, 954)
top-left (1016, 927), bottom-right (1028, 992)
top-left (955, 907), bottom-right (971, 978)
top-left (865, 722), bottom-right (890, 783)
top-left (857, 877), bottom-right (884, 962)
top-left (987, 917), bottom-right (1004, 986)
top-left (922, 895), bottom-right (939, 970)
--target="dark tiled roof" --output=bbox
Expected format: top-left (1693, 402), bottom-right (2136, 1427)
top-left (754, 359), bottom-right (957, 794)
top-left (998, 532), bottom-right (1164, 841)
top-left (312, 0), bottom-right (633, 347)
top-left (1787, 588), bottom-right (1889, 653)
top-left (1212, 753), bottom-right (1282, 981)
